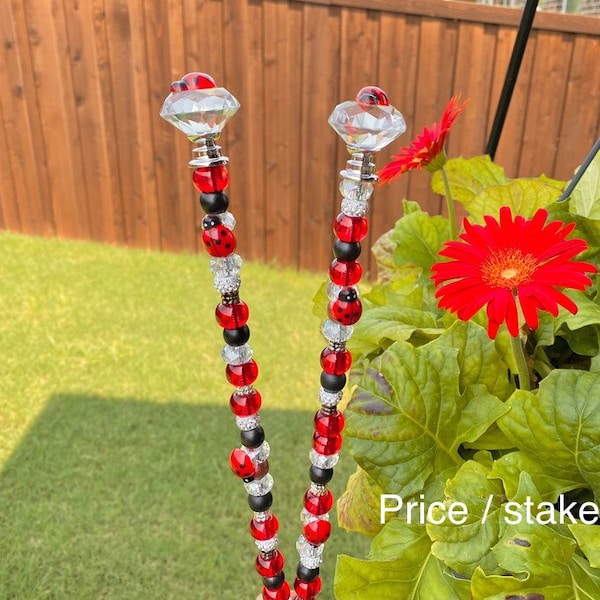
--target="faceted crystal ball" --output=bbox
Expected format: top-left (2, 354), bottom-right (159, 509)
top-left (328, 88), bottom-right (406, 151)
top-left (160, 86), bottom-right (240, 138)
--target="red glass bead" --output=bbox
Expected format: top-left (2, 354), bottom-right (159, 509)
top-left (226, 360), bottom-right (259, 387)
top-left (229, 448), bottom-right (255, 479)
top-left (313, 432), bottom-right (343, 455)
top-left (182, 71), bottom-right (216, 90)
top-left (250, 514), bottom-right (279, 540)
top-left (192, 164), bottom-right (230, 193)
top-left (320, 347), bottom-right (352, 376)
top-left (356, 85), bottom-right (389, 106)
top-left (294, 576), bottom-right (322, 599)
top-left (303, 519), bottom-right (331, 545)
top-left (215, 301), bottom-right (249, 329)
top-left (328, 295), bottom-right (362, 326)
top-left (229, 388), bottom-right (262, 416)
top-left (201, 223), bottom-right (237, 257)
top-left (334, 213), bottom-right (368, 243)
top-left (256, 549), bottom-right (285, 577)
top-left (329, 259), bottom-right (362, 286)
top-left (314, 409), bottom-right (345, 436)
top-left (304, 488), bottom-right (333, 516)
top-left (262, 581), bottom-right (291, 600)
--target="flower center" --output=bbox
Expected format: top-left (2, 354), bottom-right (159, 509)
top-left (481, 248), bottom-right (538, 289)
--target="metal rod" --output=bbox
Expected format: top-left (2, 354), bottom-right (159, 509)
top-left (558, 135), bottom-right (600, 202)
top-left (485, 0), bottom-right (539, 160)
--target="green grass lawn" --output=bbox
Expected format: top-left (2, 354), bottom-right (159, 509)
top-left (0, 233), bottom-right (369, 600)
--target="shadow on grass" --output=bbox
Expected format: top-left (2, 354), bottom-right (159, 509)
top-left (0, 394), bottom-right (368, 600)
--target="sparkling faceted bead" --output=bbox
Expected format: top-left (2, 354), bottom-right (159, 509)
top-left (334, 213), bottom-right (369, 243)
top-left (327, 282), bottom-right (345, 302)
top-left (340, 178), bottom-right (374, 203)
top-left (340, 197), bottom-right (369, 217)
top-left (294, 576), bottom-right (322, 599)
top-left (296, 535), bottom-right (325, 569)
top-left (213, 274), bottom-right (241, 294)
top-left (250, 514), bottom-right (280, 540)
top-left (236, 414), bottom-right (261, 431)
top-left (303, 519), bottom-right (331, 545)
top-left (229, 448), bottom-right (255, 479)
top-left (192, 164), bottom-right (230, 193)
top-left (329, 259), bottom-right (362, 286)
top-left (215, 300), bottom-right (249, 329)
top-left (309, 449), bottom-right (340, 469)
top-left (256, 549), bottom-right (285, 577)
top-left (262, 581), bottom-right (291, 600)
top-left (301, 508), bottom-right (329, 526)
top-left (219, 211), bottom-right (237, 230)
top-left (221, 343), bottom-right (253, 365)
top-left (201, 219), bottom-right (237, 257)
top-left (210, 254), bottom-right (242, 277)
top-left (318, 388), bottom-right (343, 408)
top-left (246, 440), bottom-right (271, 463)
top-left (313, 432), bottom-right (342, 455)
top-left (314, 409), bottom-right (345, 436)
top-left (328, 97), bottom-right (406, 152)
top-left (226, 359), bottom-right (259, 386)
top-left (320, 347), bottom-right (352, 376)
top-left (328, 289), bottom-right (362, 326)
top-left (304, 487), bottom-right (333, 516)
top-left (160, 85), bottom-right (240, 138)
top-left (244, 473), bottom-right (274, 496)
top-left (230, 388), bottom-right (262, 416)
top-left (255, 535), bottom-right (279, 553)
top-left (321, 319), bottom-right (354, 344)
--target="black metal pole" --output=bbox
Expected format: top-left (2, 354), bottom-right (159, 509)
top-left (558, 135), bottom-right (600, 202)
top-left (486, 0), bottom-right (539, 160)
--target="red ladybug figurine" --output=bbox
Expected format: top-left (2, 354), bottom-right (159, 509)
top-left (328, 287), bottom-right (362, 326)
top-left (202, 215), bottom-right (237, 257)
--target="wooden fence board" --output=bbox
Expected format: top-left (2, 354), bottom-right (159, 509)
top-left (262, 0), bottom-right (303, 267)
top-left (519, 31), bottom-right (574, 179)
top-left (1, 0), bottom-right (599, 272)
top-left (298, 2), bottom-right (341, 271)
top-left (369, 13), bottom-right (419, 268)
top-left (553, 34), bottom-right (600, 181)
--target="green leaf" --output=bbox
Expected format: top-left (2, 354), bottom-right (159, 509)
top-left (389, 202), bottom-right (450, 284)
top-left (465, 179), bottom-right (563, 223)
top-left (344, 339), bottom-right (507, 497)
top-left (428, 458), bottom-right (505, 578)
top-left (498, 369), bottom-right (600, 500)
top-left (334, 519), bottom-right (470, 599)
top-left (570, 524), bottom-right (600, 568)
top-left (349, 306), bottom-right (441, 358)
top-left (472, 512), bottom-right (600, 599)
top-left (434, 320), bottom-right (514, 401)
top-left (490, 451), bottom-right (582, 503)
top-left (431, 155), bottom-right (508, 205)
top-left (555, 290), bottom-right (600, 356)
top-left (570, 151), bottom-right (600, 219)
top-left (337, 466), bottom-right (385, 537)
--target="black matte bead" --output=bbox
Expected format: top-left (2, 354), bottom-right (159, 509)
top-left (248, 491), bottom-right (273, 512)
top-left (200, 191), bottom-right (229, 214)
top-left (334, 240), bottom-right (361, 261)
top-left (310, 465), bottom-right (334, 485)
top-left (320, 371), bottom-right (346, 392)
top-left (297, 563), bottom-right (320, 583)
top-left (263, 572), bottom-right (285, 589)
top-left (223, 325), bottom-right (250, 346)
top-left (241, 425), bottom-right (265, 448)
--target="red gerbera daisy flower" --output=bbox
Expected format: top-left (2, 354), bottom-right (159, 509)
top-left (378, 95), bottom-right (467, 183)
top-left (431, 206), bottom-right (597, 339)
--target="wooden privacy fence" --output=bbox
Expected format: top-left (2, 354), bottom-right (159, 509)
top-left (1, 0), bottom-right (599, 274)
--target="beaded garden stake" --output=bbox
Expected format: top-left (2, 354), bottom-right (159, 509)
top-left (160, 75), bottom-right (405, 600)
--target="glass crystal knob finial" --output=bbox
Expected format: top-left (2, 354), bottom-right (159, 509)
top-left (160, 72), bottom-right (240, 140)
top-left (328, 86), bottom-right (406, 152)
